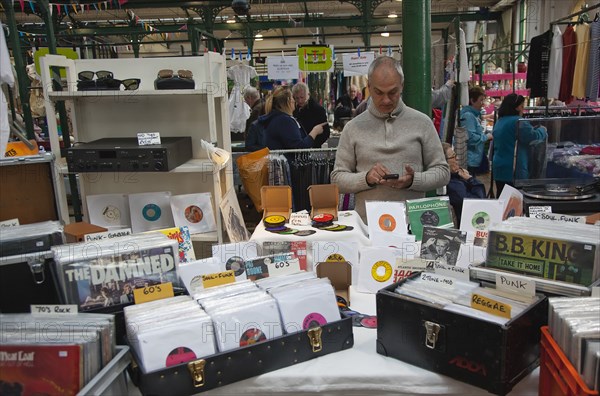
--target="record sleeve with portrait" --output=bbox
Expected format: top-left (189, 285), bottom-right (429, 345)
top-left (219, 188), bottom-right (250, 242)
top-left (420, 226), bottom-right (467, 266)
top-left (170, 192), bottom-right (217, 234)
top-left (87, 193), bottom-right (131, 230)
top-left (129, 191), bottom-right (175, 233)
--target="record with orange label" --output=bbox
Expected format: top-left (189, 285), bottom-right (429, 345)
top-left (378, 214), bottom-right (396, 231)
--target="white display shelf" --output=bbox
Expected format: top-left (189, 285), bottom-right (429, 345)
top-left (56, 158), bottom-right (222, 174)
top-left (47, 88), bottom-right (221, 100)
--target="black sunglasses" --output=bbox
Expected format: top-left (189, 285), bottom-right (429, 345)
top-left (77, 77), bottom-right (141, 91)
top-left (78, 70), bottom-right (113, 81)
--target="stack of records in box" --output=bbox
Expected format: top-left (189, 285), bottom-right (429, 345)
top-left (0, 221), bottom-right (64, 312)
top-left (51, 233), bottom-right (182, 312)
top-left (471, 217), bottom-right (600, 296)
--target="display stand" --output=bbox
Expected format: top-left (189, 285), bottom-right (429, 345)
top-left (39, 53), bottom-right (232, 243)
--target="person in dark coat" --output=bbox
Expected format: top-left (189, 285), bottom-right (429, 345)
top-left (258, 86), bottom-right (327, 150)
top-left (442, 143), bottom-right (486, 223)
top-left (243, 86), bottom-right (264, 137)
top-left (292, 82), bottom-right (330, 148)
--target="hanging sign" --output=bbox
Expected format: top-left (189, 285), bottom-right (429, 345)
top-left (267, 56), bottom-right (299, 80)
top-left (297, 45), bottom-right (333, 72)
top-left (342, 52), bottom-right (375, 76)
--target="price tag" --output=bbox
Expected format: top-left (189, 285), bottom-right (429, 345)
top-left (528, 205), bottom-right (552, 216)
top-left (137, 132), bottom-right (161, 146)
top-left (268, 257), bottom-right (301, 277)
top-left (496, 273), bottom-right (535, 297)
top-left (290, 212), bottom-right (311, 226)
top-left (133, 282), bottom-right (174, 304)
top-left (470, 293), bottom-right (511, 319)
top-left (202, 270), bottom-right (236, 289)
top-left (31, 304), bottom-right (78, 315)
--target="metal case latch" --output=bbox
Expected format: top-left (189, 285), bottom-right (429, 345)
top-left (28, 259), bottom-right (46, 285)
top-left (424, 321), bottom-right (441, 350)
top-left (307, 327), bottom-right (323, 353)
top-left (187, 359), bottom-right (206, 387)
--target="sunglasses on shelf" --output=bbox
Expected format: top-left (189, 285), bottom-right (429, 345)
top-left (78, 70), bottom-right (114, 81)
top-left (76, 77), bottom-right (141, 91)
top-left (157, 69), bottom-right (193, 79)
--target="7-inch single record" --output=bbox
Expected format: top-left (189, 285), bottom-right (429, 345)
top-left (352, 313), bottom-right (367, 327)
top-left (313, 213), bottom-right (334, 223)
top-left (472, 211), bottom-right (490, 230)
top-left (323, 224), bottom-right (347, 231)
top-left (420, 210), bottom-right (440, 226)
top-left (170, 193), bottom-right (217, 234)
top-left (303, 312), bottom-right (327, 330)
top-left (165, 347), bottom-right (197, 367)
top-left (360, 315), bottom-right (377, 329)
top-left (87, 193), bottom-right (131, 229)
top-left (225, 256), bottom-right (246, 277)
top-left (129, 191), bottom-right (174, 233)
top-left (378, 214), bottom-right (396, 231)
top-left (277, 228), bottom-right (299, 234)
top-left (266, 226), bottom-right (287, 232)
top-left (295, 230), bottom-right (316, 237)
top-left (239, 328), bottom-right (267, 346)
top-left (264, 215), bottom-right (286, 227)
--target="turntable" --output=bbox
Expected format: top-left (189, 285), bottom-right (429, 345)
top-left (517, 178), bottom-right (600, 214)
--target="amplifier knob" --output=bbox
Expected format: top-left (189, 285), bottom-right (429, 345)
top-left (154, 161), bottom-right (164, 171)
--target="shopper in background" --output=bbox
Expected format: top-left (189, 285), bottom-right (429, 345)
top-left (243, 87), bottom-right (264, 137)
top-left (258, 86), bottom-right (326, 149)
top-left (442, 143), bottom-right (486, 223)
top-left (331, 56), bottom-right (450, 222)
top-left (333, 84), bottom-right (360, 130)
top-left (292, 82), bottom-right (330, 148)
top-left (492, 93), bottom-right (548, 196)
top-left (460, 86), bottom-right (493, 175)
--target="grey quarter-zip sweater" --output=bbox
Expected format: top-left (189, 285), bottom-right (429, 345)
top-left (330, 98), bottom-right (450, 223)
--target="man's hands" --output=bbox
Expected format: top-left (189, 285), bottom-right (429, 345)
top-left (366, 163), bottom-right (414, 189)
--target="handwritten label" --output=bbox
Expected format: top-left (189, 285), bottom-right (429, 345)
top-left (0, 218), bottom-right (19, 228)
top-left (268, 257), bottom-right (301, 277)
top-left (433, 262), bottom-right (470, 282)
top-left (419, 272), bottom-right (456, 289)
top-left (496, 273), bottom-right (535, 297)
top-left (84, 228), bottom-right (132, 242)
top-left (290, 212), bottom-right (311, 226)
top-left (201, 270), bottom-right (236, 288)
top-left (532, 212), bottom-right (586, 224)
top-left (31, 304), bottom-right (78, 315)
top-left (528, 206), bottom-right (552, 216)
top-left (470, 293), bottom-right (512, 319)
top-left (133, 282), bottom-right (174, 304)
top-left (137, 132), bottom-right (161, 146)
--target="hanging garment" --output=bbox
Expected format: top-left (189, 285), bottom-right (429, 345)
top-left (458, 29), bottom-right (470, 107)
top-left (572, 23), bottom-right (591, 99)
top-left (526, 30), bottom-right (552, 98)
top-left (586, 21), bottom-right (600, 100)
top-left (559, 25), bottom-right (578, 102)
top-left (430, 38), bottom-right (445, 90)
top-left (228, 63), bottom-right (258, 133)
top-left (547, 25), bottom-right (563, 99)
top-left (0, 22), bottom-right (15, 159)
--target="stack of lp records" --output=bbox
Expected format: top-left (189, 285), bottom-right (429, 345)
top-left (51, 234), bottom-right (182, 310)
top-left (480, 217), bottom-right (600, 295)
top-left (0, 312), bottom-right (116, 392)
top-left (548, 297), bottom-right (600, 391)
top-left (124, 296), bottom-right (216, 373)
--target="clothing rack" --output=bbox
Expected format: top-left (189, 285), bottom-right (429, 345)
top-left (545, 2), bottom-right (600, 115)
top-left (268, 147), bottom-right (337, 154)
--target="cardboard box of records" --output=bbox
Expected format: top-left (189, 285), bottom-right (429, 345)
top-left (376, 272), bottom-right (548, 395)
top-left (261, 186), bottom-right (292, 221)
top-left (127, 274), bottom-right (354, 395)
top-left (308, 184), bottom-right (339, 220)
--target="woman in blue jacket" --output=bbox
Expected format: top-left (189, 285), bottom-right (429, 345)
top-left (258, 86), bottom-right (326, 150)
top-left (460, 86), bottom-right (493, 175)
top-left (492, 93), bottom-right (547, 195)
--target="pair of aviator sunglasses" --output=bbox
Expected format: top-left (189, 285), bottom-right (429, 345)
top-left (157, 69), bottom-right (193, 79)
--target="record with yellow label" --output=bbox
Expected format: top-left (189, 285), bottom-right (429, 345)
top-left (357, 246), bottom-right (401, 293)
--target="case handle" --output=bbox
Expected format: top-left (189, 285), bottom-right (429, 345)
top-left (28, 260), bottom-right (46, 285)
top-left (187, 359), bottom-right (206, 388)
top-left (307, 327), bottom-right (322, 353)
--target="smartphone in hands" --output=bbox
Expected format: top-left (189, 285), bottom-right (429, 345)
top-left (382, 174), bottom-right (400, 180)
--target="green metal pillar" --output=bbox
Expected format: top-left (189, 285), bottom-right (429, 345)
top-left (2, 0), bottom-right (35, 140)
top-left (38, 0), bottom-right (82, 221)
top-left (189, 23), bottom-right (199, 56)
top-left (401, 0), bottom-right (431, 116)
top-left (131, 34), bottom-right (141, 58)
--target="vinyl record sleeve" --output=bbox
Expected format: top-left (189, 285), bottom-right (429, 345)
top-left (365, 201), bottom-right (409, 247)
top-left (177, 257), bottom-right (222, 295)
top-left (498, 184), bottom-right (524, 220)
top-left (357, 246), bottom-right (403, 293)
top-left (406, 197), bottom-right (454, 241)
top-left (459, 199), bottom-right (504, 248)
top-left (149, 226), bottom-right (196, 264)
top-left (87, 193), bottom-right (131, 230)
top-left (219, 188), bottom-right (250, 242)
top-left (212, 242), bottom-right (261, 281)
top-left (263, 241), bottom-right (308, 271)
top-left (170, 193), bottom-right (217, 234)
top-left (420, 227), bottom-right (467, 266)
top-left (129, 191), bottom-right (174, 233)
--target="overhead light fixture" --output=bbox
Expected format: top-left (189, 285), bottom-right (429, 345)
top-left (381, 26), bottom-right (390, 37)
top-left (226, 18), bottom-right (236, 24)
top-left (388, 12), bottom-right (398, 18)
top-left (254, 33), bottom-right (263, 41)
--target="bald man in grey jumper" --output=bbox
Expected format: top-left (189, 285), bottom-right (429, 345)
top-left (331, 56), bottom-right (450, 223)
